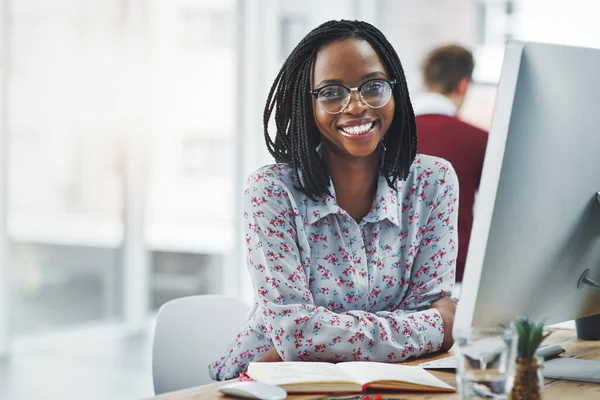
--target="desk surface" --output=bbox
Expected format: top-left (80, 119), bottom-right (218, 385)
top-left (151, 329), bottom-right (600, 400)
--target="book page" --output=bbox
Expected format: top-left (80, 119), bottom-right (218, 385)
top-left (337, 362), bottom-right (453, 390)
top-left (247, 362), bottom-right (359, 386)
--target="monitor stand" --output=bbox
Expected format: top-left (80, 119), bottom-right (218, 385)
top-left (544, 270), bottom-right (600, 383)
top-left (576, 269), bottom-right (600, 340)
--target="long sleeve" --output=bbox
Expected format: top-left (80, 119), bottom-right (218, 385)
top-left (243, 164), bottom-right (458, 363)
top-left (400, 162), bottom-right (458, 308)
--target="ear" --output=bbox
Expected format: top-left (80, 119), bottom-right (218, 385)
top-left (456, 77), bottom-right (471, 97)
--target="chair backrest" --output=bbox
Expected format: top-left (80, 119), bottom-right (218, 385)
top-left (152, 295), bottom-right (250, 394)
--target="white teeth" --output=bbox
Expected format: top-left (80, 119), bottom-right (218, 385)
top-left (339, 122), bottom-right (375, 135)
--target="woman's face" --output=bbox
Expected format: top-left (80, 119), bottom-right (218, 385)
top-left (311, 38), bottom-right (395, 159)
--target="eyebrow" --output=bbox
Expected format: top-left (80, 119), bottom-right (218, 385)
top-left (316, 71), bottom-right (386, 87)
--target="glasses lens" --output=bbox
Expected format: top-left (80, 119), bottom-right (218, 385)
top-left (317, 85), bottom-right (349, 113)
top-left (360, 79), bottom-right (392, 108)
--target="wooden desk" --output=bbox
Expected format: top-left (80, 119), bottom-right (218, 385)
top-left (151, 329), bottom-right (600, 400)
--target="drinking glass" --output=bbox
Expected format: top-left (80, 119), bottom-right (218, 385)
top-left (454, 326), bottom-right (518, 399)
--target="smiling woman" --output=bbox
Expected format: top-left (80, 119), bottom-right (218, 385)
top-left (209, 20), bottom-right (459, 381)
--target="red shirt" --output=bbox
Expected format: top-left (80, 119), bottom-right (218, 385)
top-left (416, 114), bottom-right (488, 282)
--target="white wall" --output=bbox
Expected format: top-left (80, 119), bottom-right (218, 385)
top-left (514, 0), bottom-right (600, 49)
top-left (379, 0), bottom-right (479, 94)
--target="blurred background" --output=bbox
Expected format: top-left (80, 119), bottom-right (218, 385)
top-left (0, 0), bottom-right (598, 399)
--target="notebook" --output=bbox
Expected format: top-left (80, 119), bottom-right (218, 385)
top-left (246, 361), bottom-right (455, 394)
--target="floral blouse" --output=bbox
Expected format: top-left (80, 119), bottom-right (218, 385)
top-left (209, 154), bottom-right (458, 380)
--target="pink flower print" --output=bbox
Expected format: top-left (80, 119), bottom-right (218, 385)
top-left (310, 233), bottom-right (320, 243)
top-left (307, 338), bottom-right (314, 346)
top-left (324, 254), bottom-right (338, 264)
top-left (368, 288), bottom-right (381, 300)
top-left (251, 196), bottom-right (267, 206)
top-left (257, 288), bottom-right (268, 297)
top-left (332, 336), bottom-right (341, 344)
top-left (265, 277), bottom-right (280, 288)
top-left (426, 340), bottom-right (434, 352)
top-left (387, 352), bottom-right (395, 360)
top-left (353, 348), bottom-right (362, 360)
top-left (267, 251), bottom-right (283, 261)
top-left (315, 343), bottom-right (325, 352)
top-left (382, 275), bottom-right (396, 288)
top-left (280, 243), bottom-right (292, 253)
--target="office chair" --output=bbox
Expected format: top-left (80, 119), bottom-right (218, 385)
top-left (152, 295), bottom-right (250, 394)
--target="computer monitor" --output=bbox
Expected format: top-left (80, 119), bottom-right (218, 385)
top-left (455, 40), bottom-right (600, 331)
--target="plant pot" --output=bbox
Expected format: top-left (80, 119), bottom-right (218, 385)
top-left (510, 356), bottom-right (543, 400)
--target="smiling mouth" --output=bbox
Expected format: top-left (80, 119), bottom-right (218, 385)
top-left (337, 121), bottom-right (377, 138)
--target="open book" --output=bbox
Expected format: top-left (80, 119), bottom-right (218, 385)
top-left (246, 361), bottom-right (455, 394)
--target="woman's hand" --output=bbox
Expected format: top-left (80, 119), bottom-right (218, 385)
top-left (255, 347), bottom-right (283, 362)
top-left (431, 296), bottom-right (458, 352)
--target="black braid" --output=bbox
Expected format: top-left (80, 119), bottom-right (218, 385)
top-left (263, 20), bottom-right (417, 198)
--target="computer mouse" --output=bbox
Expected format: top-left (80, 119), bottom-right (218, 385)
top-left (218, 381), bottom-right (287, 400)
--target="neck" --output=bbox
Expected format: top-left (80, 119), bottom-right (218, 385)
top-left (428, 88), bottom-right (463, 112)
top-left (323, 143), bottom-right (380, 221)
top-left (445, 92), bottom-right (463, 112)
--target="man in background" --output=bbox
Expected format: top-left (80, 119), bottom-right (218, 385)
top-left (413, 44), bottom-right (488, 283)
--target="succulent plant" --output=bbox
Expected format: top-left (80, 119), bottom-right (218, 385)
top-left (514, 317), bottom-right (551, 360)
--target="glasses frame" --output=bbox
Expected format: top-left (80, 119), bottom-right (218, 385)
top-left (309, 78), bottom-right (397, 115)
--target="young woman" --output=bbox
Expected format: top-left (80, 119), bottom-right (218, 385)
top-left (210, 20), bottom-right (458, 380)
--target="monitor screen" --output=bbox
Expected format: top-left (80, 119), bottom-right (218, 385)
top-left (455, 41), bottom-right (600, 330)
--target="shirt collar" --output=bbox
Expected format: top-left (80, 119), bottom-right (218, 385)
top-left (306, 172), bottom-right (400, 226)
top-left (412, 92), bottom-right (457, 117)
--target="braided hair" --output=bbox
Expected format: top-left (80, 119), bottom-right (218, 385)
top-left (263, 20), bottom-right (417, 199)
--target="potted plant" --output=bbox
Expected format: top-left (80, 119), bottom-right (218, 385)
top-left (510, 317), bottom-right (551, 400)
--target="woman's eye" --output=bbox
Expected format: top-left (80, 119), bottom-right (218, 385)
top-left (320, 87), bottom-right (346, 99)
top-left (364, 81), bottom-right (384, 91)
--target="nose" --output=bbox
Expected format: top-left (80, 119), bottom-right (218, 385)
top-left (343, 89), bottom-right (368, 115)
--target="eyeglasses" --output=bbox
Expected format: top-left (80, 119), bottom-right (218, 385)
top-left (309, 78), bottom-right (396, 115)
